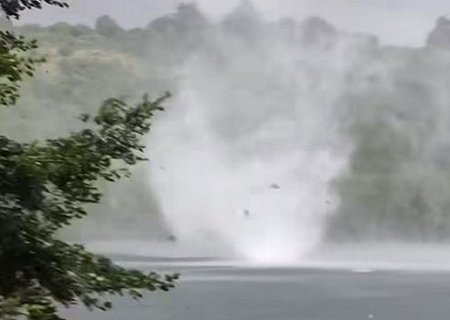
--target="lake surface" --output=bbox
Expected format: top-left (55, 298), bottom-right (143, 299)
top-left (64, 260), bottom-right (450, 320)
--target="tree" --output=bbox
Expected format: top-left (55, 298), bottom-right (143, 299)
top-left (222, 0), bottom-right (262, 37)
top-left (0, 1), bottom-right (178, 319)
top-left (95, 15), bottom-right (123, 37)
top-left (0, 1), bottom-right (68, 105)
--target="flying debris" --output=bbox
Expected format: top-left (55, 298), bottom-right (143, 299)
top-left (270, 183), bottom-right (280, 189)
top-left (166, 234), bottom-right (177, 242)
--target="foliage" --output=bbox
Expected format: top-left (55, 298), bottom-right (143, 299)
top-left (0, 93), bottom-right (177, 320)
top-left (0, 0), bottom-right (68, 20)
top-left (0, 1), bottom-right (70, 105)
top-left (0, 1), bottom-right (178, 319)
top-left (95, 15), bottom-right (123, 37)
top-left (1, 2), bottom-right (211, 142)
top-left (0, 30), bottom-right (40, 105)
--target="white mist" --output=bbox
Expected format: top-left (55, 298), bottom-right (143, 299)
top-left (147, 10), bottom-right (353, 262)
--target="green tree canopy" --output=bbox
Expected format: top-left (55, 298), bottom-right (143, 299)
top-left (0, 1), bottom-right (177, 319)
top-left (0, 0), bottom-right (68, 20)
top-left (95, 15), bottom-right (123, 37)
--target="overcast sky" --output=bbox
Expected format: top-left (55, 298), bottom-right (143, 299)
top-left (17, 0), bottom-right (450, 46)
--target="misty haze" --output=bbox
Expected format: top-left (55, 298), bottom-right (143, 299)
top-left (4, 1), bottom-right (450, 320)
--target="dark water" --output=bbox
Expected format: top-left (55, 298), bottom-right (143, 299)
top-left (65, 264), bottom-right (450, 320)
